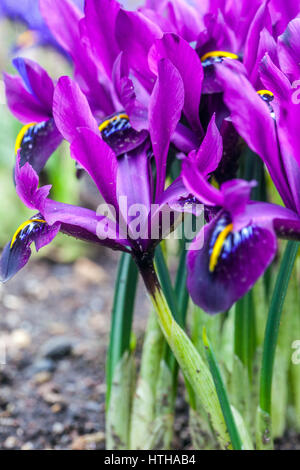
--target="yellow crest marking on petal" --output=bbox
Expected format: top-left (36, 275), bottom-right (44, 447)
top-left (10, 219), bottom-right (46, 249)
top-left (257, 89), bottom-right (274, 97)
top-left (15, 122), bottom-right (37, 155)
top-left (209, 223), bottom-right (233, 272)
top-left (98, 113), bottom-right (129, 133)
top-left (201, 51), bottom-right (239, 62)
top-left (17, 30), bottom-right (36, 48)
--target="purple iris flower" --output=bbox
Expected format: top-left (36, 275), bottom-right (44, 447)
top-left (139, 1), bottom-right (277, 93)
top-left (130, 2), bottom-right (286, 184)
top-left (167, 8), bottom-right (300, 314)
top-left (4, 0), bottom-right (124, 177)
top-left (4, 57), bottom-right (63, 174)
top-left (181, 122), bottom-right (300, 314)
top-left (214, 54), bottom-right (300, 214)
top-left (0, 58), bottom-right (189, 282)
top-left (141, 1), bottom-right (300, 100)
top-left (277, 17), bottom-right (300, 82)
top-left (269, 0), bottom-right (300, 36)
top-left (4, 0), bottom-right (200, 180)
top-left (88, 0), bottom-right (203, 140)
top-left (39, 0), bottom-right (116, 117)
top-left (198, 1), bottom-right (299, 94)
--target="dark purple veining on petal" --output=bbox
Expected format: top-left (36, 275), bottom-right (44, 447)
top-left (99, 111), bottom-right (148, 157)
top-left (18, 118), bottom-right (63, 174)
top-left (187, 211), bottom-right (277, 314)
top-left (0, 215), bottom-right (60, 283)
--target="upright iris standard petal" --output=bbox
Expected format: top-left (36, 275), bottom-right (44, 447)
top-left (81, 0), bottom-right (120, 78)
top-left (149, 58), bottom-right (184, 198)
top-left (4, 58), bottom-right (54, 123)
top-left (149, 33), bottom-right (204, 134)
top-left (188, 114), bottom-right (222, 175)
top-left (278, 18), bottom-right (300, 80)
top-left (243, 1), bottom-right (272, 77)
top-left (259, 54), bottom-right (291, 102)
top-left (115, 9), bottom-right (162, 91)
top-left (53, 76), bottom-right (99, 143)
top-left (214, 59), bottom-right (295, 210)
top-left (269, 0), bottom-right (300, 35)
top-left (4, 73), bottom-right (52, 123)
top-left (12, 58), bottom-right (54, 112)
top-left (112, 52), bottom-right (149, 132)
top-left (187, 211), bottom-right (277, 314)
top-left (54, 76), bottom-right (148, 158)
top-left (0, 215), bottom-right (60, 282)
top-left (40, 0), bottom-right (114, 115)
top-left (196, 12), bottom-right (234, 54)
top-left (164, 0), bottom-right (205, 42)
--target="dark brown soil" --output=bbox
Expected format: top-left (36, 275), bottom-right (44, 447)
top-left (0, 250), bottom-right (128, 450)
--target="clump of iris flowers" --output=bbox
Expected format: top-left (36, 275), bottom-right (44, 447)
top-left (1, 0), bottom-right (300, 451)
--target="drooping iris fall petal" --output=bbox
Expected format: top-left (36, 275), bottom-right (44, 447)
top-left (187, 210), bottom-right (277, 314)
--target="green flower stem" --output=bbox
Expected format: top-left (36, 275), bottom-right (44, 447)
top-left (203, 327), bottom-right (244, 450)
top-left (106, 253), bottom-right (138, 407)
top-left (137, 254), bottom-right (231, 449)
top-left (189, 304), bottom-right (223, 428)
top-left (130, 244), bottom-right (189, 450)
top-left (257, 240), bottom-right (299, 448)
top-left (152, 245), bottom-right (190, 448)
top-left (105, 253), bottom-right (139, 449)
top-left (232, 292), bottom-right (256, 431)
top-left (271, 262), bottom-right (297, 438)
top-left (155, 245), bottom-right (188, 390)
top-left (175, 244), bottom-right (189, 326)
top-left (234, 291), bottom-right (256, 380)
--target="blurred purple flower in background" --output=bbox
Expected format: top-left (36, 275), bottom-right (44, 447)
top-left (0, 0), bottom-right (84, 53)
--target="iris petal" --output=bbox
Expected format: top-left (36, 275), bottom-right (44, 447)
top-left (15, 119), bottom-right (62, 174)
top-left (187, 211), bottom-right (277, 314)
top-left (0, 216), bottom-right (60, 283)
top-left (98, 112), bottom-right (148, 157)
